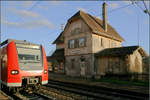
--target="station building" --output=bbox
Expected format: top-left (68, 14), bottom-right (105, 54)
top-left (49, 3), bottom-right (148, 77)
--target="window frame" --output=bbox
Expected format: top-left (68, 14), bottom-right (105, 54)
top-left (79, 37), bottom-right (86, 47)
top-left (68, 39), bottom-right (75, 49)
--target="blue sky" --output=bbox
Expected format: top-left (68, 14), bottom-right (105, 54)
top-left (1, 1), bottom-right (149, 55)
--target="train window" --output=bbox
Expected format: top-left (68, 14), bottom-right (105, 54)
top-left (19, 54), bottom-right (35, 61)
top-left (16, 44), bottom-right (42, 70)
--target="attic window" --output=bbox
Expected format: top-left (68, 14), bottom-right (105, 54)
top-left (71, 28), bottom-right (82, 34)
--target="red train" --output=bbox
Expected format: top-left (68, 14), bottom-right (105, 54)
top-left (0, 39), bottom-right (48, 92)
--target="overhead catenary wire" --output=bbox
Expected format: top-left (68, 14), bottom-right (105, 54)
top-left (97, 3), bottom-right (134, 17)
top-left (108, 3), bottom-right (133, 14)
top-left (11, 1), bottom-right (41, 23)
top-left (28, 1), bottom-right (41, 11)
top-left (2, 1), bottom-right (41, 40)
top-left (131, 0), bottom-right (150, 15)
top-left (134, 1), bottom-right (145, 11)
top-left (142, 0), bottom-right (149, 11)
top-left (142, 0), bottom-right (150, 15)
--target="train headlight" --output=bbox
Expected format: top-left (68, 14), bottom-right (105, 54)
top-left (44, 69), bottom-right (47, 74)
top-left (11, 70), bottom-right (19, 75)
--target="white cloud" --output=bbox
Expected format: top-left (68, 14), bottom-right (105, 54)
top-left (3, 7), bottom-right (54, 29)
top-left (7, 8), bottom-right (40, 18)
top-left (3, 2), bottom-right (56, 30)
top-left (77, 7), bottom-right (86, 12)
top-left (108, 3), bottom-right (119, 9)
top-left (2, 19), bottom-right (54, 29)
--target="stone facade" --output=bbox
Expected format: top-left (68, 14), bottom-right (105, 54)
top-left (65, 54), bottom-right (94, 77)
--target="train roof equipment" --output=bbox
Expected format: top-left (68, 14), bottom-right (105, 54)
top-left (0, 39), bottom-right (40, 48)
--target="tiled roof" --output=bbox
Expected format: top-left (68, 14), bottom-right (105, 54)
top-left (53, 10), bottom-right (125, 44)
top-left (68, 10), bottom-right (125, 41)
top-left (95, 46), bottom-right (140, 57)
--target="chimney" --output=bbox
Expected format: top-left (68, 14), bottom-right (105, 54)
top-left (102, 2), bottom-right (107, 32)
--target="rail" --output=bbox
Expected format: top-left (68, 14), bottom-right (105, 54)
top-left (46, 79), bottom-right (148, 100)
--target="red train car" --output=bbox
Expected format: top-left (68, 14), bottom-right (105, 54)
top-left (0, 39), bottom-right (48, 92)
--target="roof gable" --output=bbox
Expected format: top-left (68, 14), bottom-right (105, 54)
top-left (52, 31), bottom-right (64, 44)
top-left (68, 10), bottom-right (125, 41)
top-left (53, 10), bottom-right (125, 44)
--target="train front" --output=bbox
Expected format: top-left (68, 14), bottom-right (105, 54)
top-left (7, 41), bottom-right (48, 90)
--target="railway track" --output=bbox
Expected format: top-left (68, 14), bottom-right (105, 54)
top-left (2, 89), bottom-right (54, 100)
top-left (0, 90), bottom-right (13, 100)
top-left (45, 80), bottom-right (149, 100)
top-left (12, 92), bottom-right (53, 100)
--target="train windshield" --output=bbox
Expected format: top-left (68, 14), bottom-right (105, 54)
top-left (18, 54), bottom-right (40, 62)
top-left (16, 43), bottom-right (43, 70)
